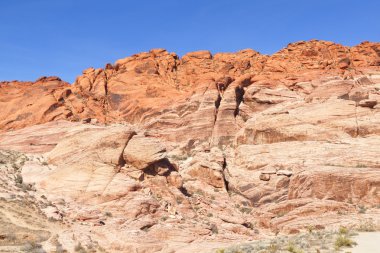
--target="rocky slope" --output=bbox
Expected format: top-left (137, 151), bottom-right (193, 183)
top-left (0, 40), bottom-right (379, 252)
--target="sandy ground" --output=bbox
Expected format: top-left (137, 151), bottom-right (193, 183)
top-left (351, 232), bottom-right (380, 253)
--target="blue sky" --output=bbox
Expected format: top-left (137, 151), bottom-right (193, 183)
top-left (1, 0), bottom-right (379, 83)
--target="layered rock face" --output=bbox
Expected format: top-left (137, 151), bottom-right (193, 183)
top-left (0, 40), bottom-right (380, 252)
top-left (2, 40), bottom-right (380, 144)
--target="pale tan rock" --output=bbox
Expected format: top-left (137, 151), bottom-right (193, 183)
top-left (181, 148), bottom-right (226, 188)
top-left (39, 125), bottom-right (137, 201)
top-left (0, 120), bottom-right (97, 153)
top-left (236, 98), bottom-right (380, 144)
top-left (276, 170), bottom-right (293, 177)
top-left (288, 167), bottom-right (380, 204)
top-left (167, 171), bottom-right (183, 189)
top-left (123, 136), bottom-right (167, 170)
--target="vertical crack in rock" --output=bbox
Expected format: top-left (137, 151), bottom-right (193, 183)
top-left (354, 102), bottom-right (359, 137)
top-left (222, 156), bottom-right (230, 192)
top-left (234, 86), bottom-right (245, 118)
top-left (104, 74), bottom-right (109, 96)
top-left (209, 81), bottom-right (223, 146)
top-left (214, 93), bottom-right (222, 125)
top-left (116, 131), bottom-right (137, 171)
top-left (100, 131), bottom-right (136, 196)
top-left (103, 72), bottom-right (110, 122)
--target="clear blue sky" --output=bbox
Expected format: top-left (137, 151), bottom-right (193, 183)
top-left (1, 0), bottom-right (379, 83)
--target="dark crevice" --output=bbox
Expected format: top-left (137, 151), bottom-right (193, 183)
top-left (222, 156), bottom-right (229, 192)
top-left (234, 86), bottom-right (245, 117)
top-left (242, 222), bottom-right (254, 229)
top-left (179, 186), bottom-right (192, 197)
top-left (102, 72), bottom-right (110, 122)
top-left (214, 94), bottom-right (222, 124)
top-left (104, 72), bottom-right (109, 96)
top-left (215, 94), bottom-right (222, 109)
top-left (140, 223), bottom-right (155, 231)
top-left (143, 158), bottom-right (177, 177)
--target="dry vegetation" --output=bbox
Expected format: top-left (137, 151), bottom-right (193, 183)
top-left (215, 223), bottom-right (379, 253)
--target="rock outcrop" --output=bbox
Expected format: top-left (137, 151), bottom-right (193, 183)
top-left (0, 40), bottom-right (379, 252)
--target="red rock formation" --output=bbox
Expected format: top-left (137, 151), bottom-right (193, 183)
top-left (0, 77), bottom-right (71, 131)
top-left (2, 40), bottom-right (379, 143)
top-left (0, 40), bottom-right (380, 252)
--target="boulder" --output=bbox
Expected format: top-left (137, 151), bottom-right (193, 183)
top-left (123, 136), bottom-right (167, 170)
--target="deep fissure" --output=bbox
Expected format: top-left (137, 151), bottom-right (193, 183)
top-left (234, 86), bottom-right (245, 117)
top-left (222, 156), bottom-right (229, 192)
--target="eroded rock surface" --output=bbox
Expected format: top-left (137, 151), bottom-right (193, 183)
top-left (0, 40), bottom-right (379, 252)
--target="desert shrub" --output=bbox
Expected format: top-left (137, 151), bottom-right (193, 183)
top-left (334, 235), bottom-right (356, 249)
top-left (306, 225), bottom-right (315, 233)
top-left (4, 234), bottom-right (17, 242)
top-left (239, 207), bottom-right (252, 214)
top-left (357, 219), bottom-right (376, 232)
top-left (21, 242), bottom-right (45, 253)
top-left (176, 196), bottom-right (183, 204)
top-left (267, 243), bottom-right (279, 253)
top-left (12, 163), bottom-right (20, 170)
top-left (15, 174), bottom-right (23, 184)
top-left (277, 211), bottom-right (288, 217)
top-left (55, 243), bottom-right (65, 253)
top-left (210, 224), bottom-right (218, 234)
top-left (358, 205), bottom-right (367, 214)
top-left (286, 242), bottom-right (303, 253)
top-left (20, 183), bottom-right (33, 191)
top-left (195, 189), bottom-right (205, 196)
top-left (338, 226), bottom-right (348, 235)
top-left (48, 216), bottom-right (58, 222)
top-left (74, 242), bottom-right (86, 252)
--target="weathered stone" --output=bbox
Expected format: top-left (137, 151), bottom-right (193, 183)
top-left (259, 173), bottom-right (271, 181)
top-left (0, 40), bottom-right (380, 253)
top-left (123, 136), bottom-right (166, 170)
top-left (276, 170), bottom-right (293, 177)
